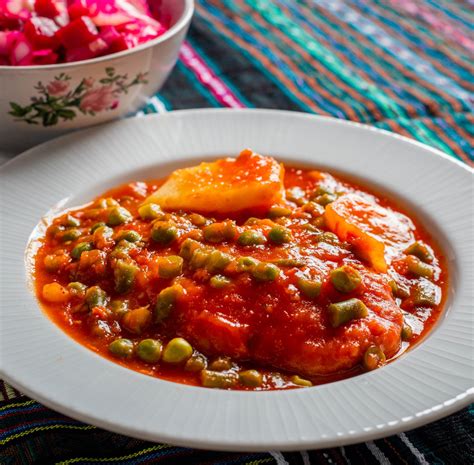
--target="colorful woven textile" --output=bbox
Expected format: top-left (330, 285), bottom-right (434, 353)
top-left (1, 1), bottom-right (473, 464)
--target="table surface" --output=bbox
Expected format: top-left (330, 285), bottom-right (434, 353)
top-left (1, 1), bottom-right (473, 464)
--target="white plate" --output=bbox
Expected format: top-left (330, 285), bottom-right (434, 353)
top-left (0, 109), bottom-right (472, 451)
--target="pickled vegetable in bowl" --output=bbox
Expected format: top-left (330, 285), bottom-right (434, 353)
top-left (0, 0), bottom-right (168, 65)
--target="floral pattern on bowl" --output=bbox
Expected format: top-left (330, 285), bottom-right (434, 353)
top-left (9, 67), bottom-right (148, 127)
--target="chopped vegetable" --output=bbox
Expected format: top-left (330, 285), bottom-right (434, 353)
top-left (405, 255), bottom-right (434, 279)
top-left (122, 306), bottom-right (151, 334)
top-left (290, 375), bottom-right (312, 387)
top-left (200, 370), bottom-right (238, 389)
top-left (238, 230), bottom-right (266, 246)
top-left (138, 203), bottom-right (162, 220)
top-left (363, 345), bottom-right (386, 371)
top-left (239, 369), bottom-right (263, 387)
top-left (151, 221), bottom-right (178, 245)
top-left (136, 339), bottom-right (162, 363)
top-left (109, 338), bottom-right (134, 358)
top-left (210, 275), bottom-right (231, 288)
top-left (71, 241), bottom-right (93, 259)
top-left (162, 338), bottom-right (193, 364)
top-left (297, 278), bottom-right (322, 299)
top-left (157, 255), bottom-right (183, 279)
top-left (154, 285), bottom-right (183, 323)
top-left (251, 262), bottom-right (280, 282)
top-left (114, 260), bottom-right (139, 293)
top-left (42, 282), bottom-right (69, 303)
top-left (405, 241), bottom-right (433, 263)
top-left (330, 265), bottom-right (362, 293)
top-left (107, 206), bottom-right (132, 226)
top-left (268, 226), bottom-right (292, 244)
top-left (327, 298), bottom-right (368, 328)
top-left (85, 285), bottom-right (107, 308)
top-left (184, 353), bottom-right (208, 372)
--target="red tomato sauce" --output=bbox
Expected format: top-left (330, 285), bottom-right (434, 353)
top-left (33, 163), bottom-right (448, 390)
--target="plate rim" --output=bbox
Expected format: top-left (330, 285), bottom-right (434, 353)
top-left (0, 109), bottom-right (472, 451)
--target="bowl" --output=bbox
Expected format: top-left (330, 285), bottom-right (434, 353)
top-left (0, 0), bottom-right (193, 153)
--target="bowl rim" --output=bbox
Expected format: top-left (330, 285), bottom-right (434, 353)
top-left (0, 0), bottom-right (194, 72)
top-left (0, 109), bottom-right (472, 451)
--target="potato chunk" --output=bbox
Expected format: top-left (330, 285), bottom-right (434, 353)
top-left (144, 149), bottom-right (284, 213)
top-left (325, 194), bottom-right (414, 272)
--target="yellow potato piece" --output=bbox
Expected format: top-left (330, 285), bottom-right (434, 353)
top-left (144, 149), bottom-right (284, 213)
top-left (325, 194), bottom-right (414, 272)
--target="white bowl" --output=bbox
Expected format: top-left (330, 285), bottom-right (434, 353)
top-left (0, 110), bottom-right (472, 451)
top-left (0, 0), bottom-right (193, 153)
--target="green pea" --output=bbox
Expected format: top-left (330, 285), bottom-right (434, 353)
top-left (406, 255), bottom-right (434, 279)
top-left (405, 241), bottom-right (433, 263)
top-left (184, 353), bottom-right (208, 372)
top-left (210, 275), bottom-right (231, 288)
top-left (162, 338), bottom-right (193, 364)
top-left (85, 286), bottom-right (107, 309)
top-left (208, 357), bottom-right (233, 371)
top-left (97, 197), bottom-right (119, 208)
top-left (268, 206), bottom-right (292, 218)
top-left (90, 222), bottom-right (106, 233)
top-left (138, 203), bottom-right (163, 220)
top-left (114, 260), bottom-right (139, 294)
top-left (268, 226), bottom-right (292, 244)
top-left (412, 280), bottom-right (440, 306)
top-left (401, 324), bottom-right (413, 341)
top-left (189, 248), bottom-right (211, 269)
top-left (179, 238), bottom-right (201, 260)
top-left (59, 228), bottom-right (82, 242)
top-left (319, 232), bottom-right (340, 245)
top-left (154, 285), bottom-right (183, 323)
top-left (109, 338), bottom-right (134, 358)
top-left (251, 262), bottom-right (280, 282)
top-left (137, 339), bottom-right (163, 363)
top-left (203, 223), bottom-right (225, 243)
top-left (110, 239), bottom-right (136, 259)
top-left (239, 369), bottom-right (263, 387)
top-left (107, 206), bottom-right (132, 226)
top-left (206, 250), bottom-right (232, 274)
top-left (151, 221), bottom-right (178, 245)
top-left (157, 255), bottom-right (183, 279)
top-left (314, 193), bottom-right (337, 206)
top-left (302, 201), bottom-right (325, 218)
top-left (116, 229), bottom-right (141, 243)
top-left (109, 299), bottom-right (129, 318)
top-left (328, 298), bottom-right (368, 328)
top-left (290, 375), bottom-right (312, 387)
top-left (65, 214), bottom-right (80, 227)
top-left (286, 187), bottom-right (306, 205)
top-left (43, 254), bottom-right (64, 272)
top-left (363, 345), bottom-right (386, 371)
top-left (67, 282), bottom-right (87, 298)
top-left (188, 213), bottom-right (207, 226)
top-left (236, 256), bottom-right (258, 272)
top-left (297, 278), bottom-right (322, 299)
top-left (200, 370), bottom-right (238, 389)
top-left (71, 241), bottom-right (93, 259)
top-left (330, 265), bottom-right (362, 293)
top-left (238, 230), bottom-right (267, 246)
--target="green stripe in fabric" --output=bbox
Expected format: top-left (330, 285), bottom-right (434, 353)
top-left (244, 459), bottom-right (274, 465)
top-left (196, 2), bottom-right (319, 113)
top-left (371, 0), bottom-right (473, 65)
top-left (55, 445), bottom-right (173, 464)
top-left (304, 0), bottom-right (463, 116)
top-left (250, 0), bottom-right (404, 119)
top-left (282, 0), bottom-right (417, 119)
top-left (222, 0), bottom-right (368, 121)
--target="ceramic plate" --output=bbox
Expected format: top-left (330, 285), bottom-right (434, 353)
top-left (0, 109), bottom-right (472, 451)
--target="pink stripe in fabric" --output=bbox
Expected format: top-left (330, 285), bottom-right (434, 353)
top-left (179, 43), bottom-right (246, 108)
top-left (390, 0), bottom-right (474, 53)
